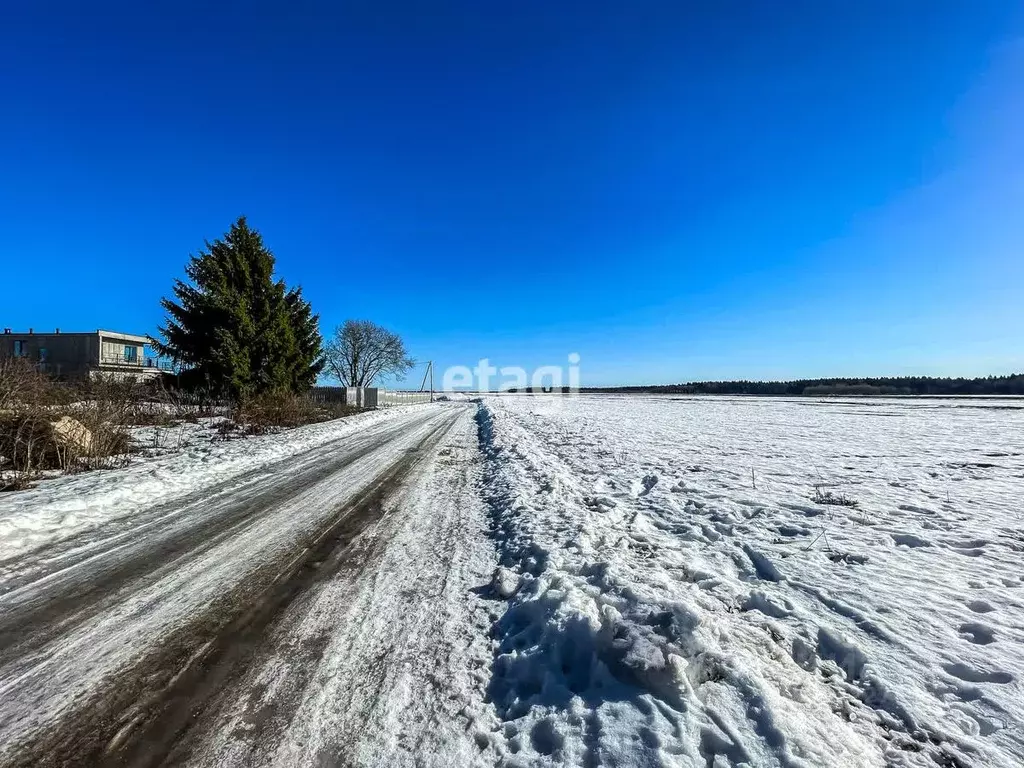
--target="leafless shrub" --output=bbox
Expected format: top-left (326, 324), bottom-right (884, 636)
top-left (45, 375), bottom-right (137, 471)
top-left (1, 362), bottom-right (356, 490)
top-left (0, 413), bottom-right (56, 488)
top-left (0, 359), bottom-right (32, 412)
top-left (228, 391), bottom-right (359, 436)
top-left (0, 358), bottom-right (68, 410)
top-left (0, 361), bottom-right (69, 488)
top-left (128, 394), bottom-right (180, 427)
top-left (811, 484), bottom-right (859, 508)
top-left (169, 387), bottom-right (230, 422)
top-left (0, 369), bottom-right (143, 488)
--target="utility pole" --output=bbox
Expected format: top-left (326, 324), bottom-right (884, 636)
top-left (417, 360), bottom-right (435, 403)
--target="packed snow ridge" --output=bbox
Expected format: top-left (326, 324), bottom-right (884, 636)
top-left (470, 395), bottom-right (1024, 767)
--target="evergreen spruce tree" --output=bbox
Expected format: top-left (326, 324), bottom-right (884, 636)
top-left (156, 217), bottom-right (324, 398)
top-left (285, 286), bottom-right (325, 391)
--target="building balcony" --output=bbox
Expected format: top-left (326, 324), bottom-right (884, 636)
top-left (99, 354), bottom-right (145, 368)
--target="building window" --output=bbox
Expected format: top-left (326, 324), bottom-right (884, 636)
top-left (39, 348), bottom-right (48, 362)
top-left (124, 345), bottom-right (138, 363)
top-left (13, 340), bottom-right (25, 356)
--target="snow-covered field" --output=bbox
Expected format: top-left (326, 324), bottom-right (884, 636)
top-left (474, 394), bottom-right (1024, 767)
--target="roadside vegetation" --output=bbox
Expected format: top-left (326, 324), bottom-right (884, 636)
top-left (0, 361), bottom-right (360, 491)
top-left (222, 392), bottom-right (359, 437)
top-left (0, 360), bottom-right (163, 490)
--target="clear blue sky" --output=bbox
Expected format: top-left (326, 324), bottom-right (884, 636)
top-left (2, 2), bottom-right (1022, 386)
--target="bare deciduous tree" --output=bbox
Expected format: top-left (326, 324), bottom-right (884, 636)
top-left (324, 320), bottom-right (414, 387)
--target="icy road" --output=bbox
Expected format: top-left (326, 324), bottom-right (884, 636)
top-left (0, 403), bottom-right (495, 767)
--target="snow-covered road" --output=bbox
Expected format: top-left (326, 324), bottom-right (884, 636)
top-left (0, 403), bottom-right (496, 767)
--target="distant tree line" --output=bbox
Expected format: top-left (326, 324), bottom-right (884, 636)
top-left (511, 375), bottom-right (1024, 396)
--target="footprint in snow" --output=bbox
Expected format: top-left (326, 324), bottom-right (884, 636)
top-left (942, 662), bottom-right (1013, 685)
top-left (959, 622), bottom-right (996, 645)
top-left (966, 599), bottom-right (996, 614)
top-left (633, 474), bottom-right (658, 496)
top-left (947, 538), bottom-right (989, 549)
top-left (586, 495), bottom-right (618, 512)
top-left (891, 533), bottom-right (931, 548)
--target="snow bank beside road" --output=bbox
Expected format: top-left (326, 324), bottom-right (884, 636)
top-left (475, 395), bottom-right (1024, 766)
top-left (0, 407), bottom-right (426, 563)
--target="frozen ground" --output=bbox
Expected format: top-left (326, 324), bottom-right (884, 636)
top-left (475, 394), bottom-right (1024, 767)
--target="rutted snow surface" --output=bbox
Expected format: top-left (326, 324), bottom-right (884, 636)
top-left (177, 408), bottom-right (497, 766)
top-left (473, 395), bottom-right (1024, 767)
top-left (0, 406), bottom-right (462, 762)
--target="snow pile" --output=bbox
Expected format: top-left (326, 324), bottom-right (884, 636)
top-left (0, 407), bottom-right (424, 563)
top-left (473, 395), bottom-right (1024, 766)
